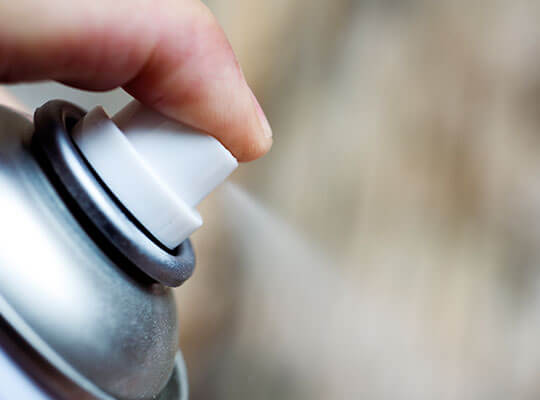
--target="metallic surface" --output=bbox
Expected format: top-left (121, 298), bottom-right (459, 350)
top-left (0, 341), bottom-right (53, 400)
top-left (32, 100), bottom-right (196, 288)
top-left (0, 105), bottom-right (184, 399)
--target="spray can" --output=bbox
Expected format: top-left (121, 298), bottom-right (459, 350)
top-left (0, 99), bottom-right (237, 399)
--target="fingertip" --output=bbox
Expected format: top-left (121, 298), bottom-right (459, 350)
top-left (234, 135), bottom-right (273, 162)
top-left (120, 0), bottom-right (273, 162)
top-left (218, 88), bottom-right (273, 162)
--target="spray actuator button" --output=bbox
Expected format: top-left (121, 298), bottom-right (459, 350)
top-left (72, 101), bottom-right (237, 249)
top-left (113, 101), bottom-right (237, 208)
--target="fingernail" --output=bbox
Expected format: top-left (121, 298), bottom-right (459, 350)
top-left (250, 88), bottom-right (272, 139)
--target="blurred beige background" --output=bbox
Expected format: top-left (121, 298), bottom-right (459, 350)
top-left (8, 0), bottom-right (540, 399)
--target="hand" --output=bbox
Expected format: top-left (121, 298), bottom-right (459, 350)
top-left (0, 0), bottom-right (272, 161)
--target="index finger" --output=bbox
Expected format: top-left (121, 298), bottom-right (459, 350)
top-left (0, 0), bottom-right (272, 161)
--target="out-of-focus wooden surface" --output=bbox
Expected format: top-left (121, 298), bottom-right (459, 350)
top-left (178, 1), bottom-right (540, 399)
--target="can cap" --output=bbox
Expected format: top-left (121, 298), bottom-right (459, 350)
top-left (72, 101), bottom-right (237, 249)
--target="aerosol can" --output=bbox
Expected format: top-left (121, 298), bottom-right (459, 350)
top-left (0, 99), bottom-right (238, 399)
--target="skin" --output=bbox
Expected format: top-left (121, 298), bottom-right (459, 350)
top-left (0, 0), bottom-right (272, 162)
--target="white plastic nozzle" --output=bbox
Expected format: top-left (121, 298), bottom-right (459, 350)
top-left (72, 101), bottom-right (238, 249)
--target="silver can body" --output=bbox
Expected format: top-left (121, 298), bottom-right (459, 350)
top-left (0, 105), bottom-right (188, 400)
top-left (0, 345), bottom-right (53, 399)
